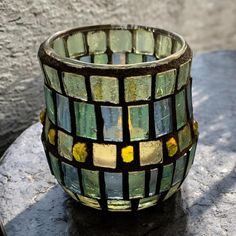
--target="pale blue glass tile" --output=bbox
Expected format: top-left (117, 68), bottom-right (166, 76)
top-left (104, 172), bottom-right (123, 199)
top-left (101, 106), bottom-right (123, 142)
top-left (129, 171), bottom-right (145, 199)
top-left (144, 55), bottom-right (156, 62)
top-left (160, 163), bottom-right (173, 193)
top-left (149, 168), bottom-right (158, 196)
top-left (172, 154), bottom-right (187, 185)
top-left (80, 55), bottom-right (91, 63)
top-left (175, 90), bottom-right (187, 129)
top-left (56, 94), bottom-right (71, 132)
top-left (187, 83), bottom-right (193, 119)
top-left (61, 162), bottom-right (81, 194)
top-left (112, 53), bottom-right (126, 64)
top-left (49, 152), bottom-right (62, 184)
top-left (154, 98), bottom-right (172, 137)
top-left (81, 169), bottom-right (100, 199)
top-left (44, 86), bottom-right (55, 124)
top-left (74, 102), bottom-right (97, 139)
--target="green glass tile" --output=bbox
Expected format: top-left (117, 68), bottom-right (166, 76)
top-left (135, 29), bottom-right (154, 55)
top-left (172, 154), bottom-right (187, 185)
top-left (154, 98), bottom-right (173, 137)
top-left (129, 171), bottom-right (145, 199)
top-left (49, 152), bottom-right (62, 184)
top-left (185, 142), bottom-right (197, 176)
top-left (62, 72), bottom-right (87, 101)
top-left (177, 60), bottom-right (190, 90)
top-left (81, 169), bottom-right (100, 199)
top-left (61, 162), bottom-right (81, 194)
top-left (58, 130), bottom-right (73, 161)
top-left (128, 104), bottom-right (149, 141)
top-left (104, 172), bottom-right (123, 199)
top-left (127, 53), bottom-right (142, 64)
top-left (175, 90), bottom-right (187, 129)
top-left (155, 34), bottom-right (172, 59)
top-left (109, 30), bottom-right (132, 52)
top-left (53, 37), bottom-right (66, 57)
top-left (164, 182), bottom-right (181, 200)
top-left (149, 168), bottom-right (158, 196)
top-left (74, 102), bottom-right (97, 139)
top-left (90, 76), bottom-right (119, 104)
top-left (43, 65), bottom-right (61, 93)
top-left (178, 123), bottom-right (192, 152)
top-left (87, 31), bottom-right (106, 54)
top-left (160, 163), bottom-right (174, 193)
top-left (155, 69), bottom-right (177, 98)
top-left (187, 83), bottom-right (193, 119)
top-left (44, 86), bottom-right (55, 124)
top-left (172, 40), bottom-right (182, 53)
top-left (56, 94), bottom-right (71, 132)
top-left (138, 195), bottom-right (160, 210)
top-left (101, 106), bottom-right (123, 142)
top-left (94, 54), bottom-right (108, 64)
top-left (112, 53), bottom-right (126, 64)
top-left (67, 32), bottom-right (86, 57)
top-left (125, 75), bottom-right (151, 102)
top-left (107, 199), bottom-right (131, 211)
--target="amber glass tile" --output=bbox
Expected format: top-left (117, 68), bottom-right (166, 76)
top-left (155, 69), bottom-right (176, 98)
top-left (127, 53), bottom-right (142, 64)
top-left (67, 32), bottom-right (86, 57)
top-left (109, 30), bottom-right (132, 52)
top-left (81, 169), bottom-right (100, 199)
top-left (56, 94), bottom-right (71, 132)
top-left (44, 115), bottom-right (51, 141)
top-left (149, 168), bottom-right (158, 196)
top-left (94, 54), bottom-right (108, 64)
top-left (49, 152), bottom-right (62, 184)
top-left (138, 195), bottom-right (160, 210)
top-left (164, 182), bottom-right (181, 200)
top-left (128, 104), bottom-right (149, 141)
top-left (101, 106), bottom-right (123, 141)
top-left (62, 72), bottom-right (87, 101)
top-left (93, 143), bottom-right (117, 169)
top-left (74, 102), bottom-right (97, 139)
top-left (44, 86), bottom-right (55, 124)
top-left (78, 195), bottom-right (101, 210)
top-left (175, 90), bottom-right (187, 129)
top-left (61, 162), bottom-right (81, 194)
top-left (129, 171), bottom-right (145, 199)
top-left (58, 131), bottom-right (73, 161)
top-left (178, 123), bottom-right (192, 152)
top-left (139, 140), bottom-right (163, 166)
top-left (135, 29), bottom-right (154, 55)
top-left (104, 172), bottom-right (123, 199)
top-left (90, 76), bottom-right (119, 104)
top-left (160, 163), bottom-right (174, 193)
top-left (43, 65), bottom-right (61, 93)
top-left (112, 53), bottom-right (126, 64)
top-left (53, 37), bottom-right (66, 57)
top-left (124, 75), bottom-right (152, 102)
top-left (172, 154), bottom-right (187, 185)
top-left (155, 34), bottom-right (172, 58)
top-left (154, 98), bottom-right (172, 137)
top-left (87, 31), bottom-right (106, 54)
top-left (107, 199), bottom-right (131, 212)
top-left (177, 60), bottom-right (190, 90)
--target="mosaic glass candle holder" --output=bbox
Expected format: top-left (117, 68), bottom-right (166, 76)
top-left (38, 25), bottom-right (199, 211)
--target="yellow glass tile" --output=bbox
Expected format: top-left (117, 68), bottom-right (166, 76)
top-left (121, 145), bottom-right (134, 163)
top-left (138, 195), bottom-right (160, 210)
top-left (193, 119), bottom-right (199, 136)
top-left (48, 129), bottom-right (56, 145)
top-left (139, 140), bottom-right (163, 166)
top-left (93, 143), bottom-right (117, 169)
top-left (166, 137), bottom-right (178, 157)
top-left (78, 195), bottom-right (101, 210)
top-left (107, 199), bottom-right (131, 212)
top-left (39, 110), bottom-right (46, 124)
top-left (72, 142), bottom-right (88, 163)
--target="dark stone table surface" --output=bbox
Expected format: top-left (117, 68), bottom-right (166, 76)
top-left (1, 51), bottom-right (236, 236)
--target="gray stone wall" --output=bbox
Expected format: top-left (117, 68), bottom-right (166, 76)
top-left (0, 0), bottom-right (236, 155)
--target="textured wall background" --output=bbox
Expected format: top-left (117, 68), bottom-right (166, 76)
top-left (0, 0), bottom-right (236, 155)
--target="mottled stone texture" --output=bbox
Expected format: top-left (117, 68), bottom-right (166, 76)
top-left (0, 1), bottom-right (236, 155)
top-left (0, 51), bottom-right (236, 235)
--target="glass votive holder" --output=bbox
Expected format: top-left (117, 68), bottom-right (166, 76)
top-left (38, 24), bottom-right (199, 211)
